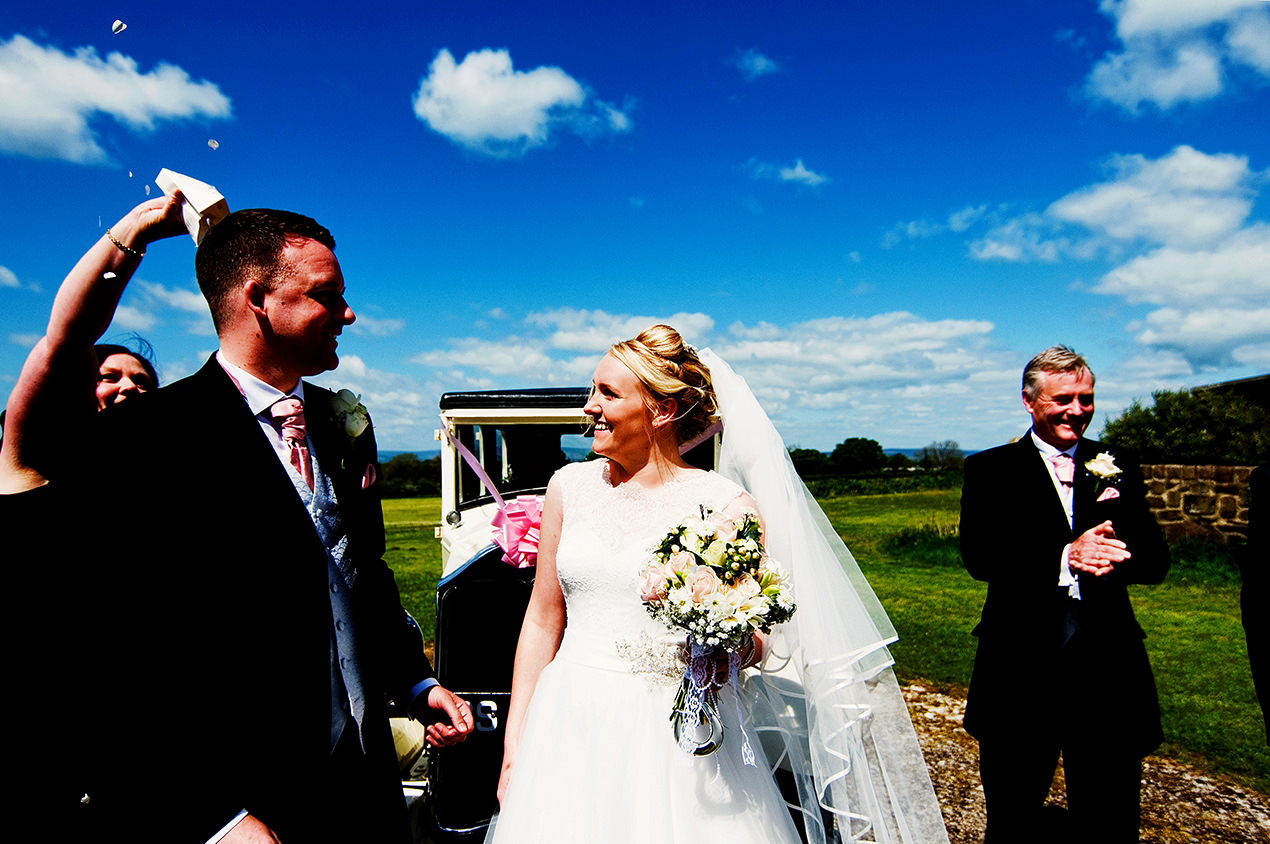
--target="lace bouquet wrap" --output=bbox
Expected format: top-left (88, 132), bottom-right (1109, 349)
top-left (638, 505), bottom-right (795, 757)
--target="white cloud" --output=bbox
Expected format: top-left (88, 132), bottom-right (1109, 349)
top-left (735, 48), bottom-right (781, 81)
top-left (1085, 1), bottom-right (1270, 111)
top-left (0, 35), bottom-right (231, 164)
top-left (1048, 146), bottom-right (1254, 247)
top-left (747, 158), bottom-right (830, 187)
top-left (974, 146), bottom-right (1257, 260)
top-left (8, 333), bottom-right (42, 348)
top-left (402, 308), bottom-right (1024, 449)
top-left (0, 265), bottom-right (18, 287)
top-left (526, 307), bottom-right (715, 352)
top-left (110, 305), bottom-right (156, 331)
top-left (135, 281), bottom-right (209, 313)
top-left (1093, 222), bottom-right (1270, 306)
top-left (349, 313), bottom-right (406, 337)
top-left (411, 48), bottom-right (631, 157)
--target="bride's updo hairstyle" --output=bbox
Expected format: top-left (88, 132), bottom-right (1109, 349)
top-left (608, 324), bottom-right (719, 446)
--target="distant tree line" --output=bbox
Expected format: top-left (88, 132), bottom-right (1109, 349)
top-left (379, 453), bottom-right (442, 497)
top-left (789, 437), bottom-right (964, 479)
top-left (1102, 387), bottom-right (1269, 466)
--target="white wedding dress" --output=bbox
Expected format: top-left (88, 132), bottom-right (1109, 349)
top-left (486, 459), bottom-right (803, 844)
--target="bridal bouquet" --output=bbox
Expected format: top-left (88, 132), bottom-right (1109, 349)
top-left (638, 506), bottom-right (795, 757)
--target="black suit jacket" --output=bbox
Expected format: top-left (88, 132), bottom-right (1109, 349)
top-left (960, 435), bottom-right (1170, 754)
top-left (72, 358), bottom-right (431, 841)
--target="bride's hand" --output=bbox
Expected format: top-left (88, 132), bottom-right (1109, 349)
top-left (496, 750), bottom-right (516, 806)
top-left (705, 633), bottom-right (764, 685)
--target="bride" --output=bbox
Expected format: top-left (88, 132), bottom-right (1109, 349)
top-left (488, 325), bottom-right (949, 844)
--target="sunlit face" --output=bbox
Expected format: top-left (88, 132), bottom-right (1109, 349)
top-left (96, 353), bottom-right (154, 409)
top-left (583, 354), bottom-right (653, 467)
top-left (1023, 368), bottom-right (1095, 449)
top-left (262, 237), bottom-right (355, 383)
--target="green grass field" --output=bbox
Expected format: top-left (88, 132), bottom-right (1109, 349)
top-left (382, 491), bottom-right (1268, 793)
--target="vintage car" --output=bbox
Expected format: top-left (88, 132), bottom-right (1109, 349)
top-left (398, 387), bottom-right (716, 842)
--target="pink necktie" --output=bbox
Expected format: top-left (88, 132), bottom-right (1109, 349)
top-left (1049, 453), bottom-right (1074, 507)
top-left (270, 398), bottom-right (314, 490)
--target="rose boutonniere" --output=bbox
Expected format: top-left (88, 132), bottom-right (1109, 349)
top-left (1085, 451), bottom-right (1122, 501)
top-left (331, 389), bottom-right (375, 486)
top-left (332, 389), bottom-right (370, 443)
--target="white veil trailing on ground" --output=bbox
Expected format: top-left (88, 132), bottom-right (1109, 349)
top-left (699, 349), bottom-right (949, 844)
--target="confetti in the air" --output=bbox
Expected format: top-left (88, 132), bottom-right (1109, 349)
top-left (112, 20), bottom-right (127, 34)
top-left (103, 272), bottom-right (117, 280)
top-left (208, 139), bottom-right (220, 150)
top-left (144, 184), bottom-right (151, 195)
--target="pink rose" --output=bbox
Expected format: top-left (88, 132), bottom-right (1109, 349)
top-left (688, 566), bottom-right (722, 601)
top-left (639, 567), bottom-right (667, 603)
top-left (666, 551), bottom-right (695, 578)
top-left (734, 574), bottom-right (761, 598)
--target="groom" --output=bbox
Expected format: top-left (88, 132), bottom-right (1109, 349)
top-left (75, 209), bottom-right (471, 842)
top-left (960, 346), bottom-right (1170, 844)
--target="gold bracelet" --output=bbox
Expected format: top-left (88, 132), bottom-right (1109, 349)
top-left (105, 228), bottom-right (145, 258)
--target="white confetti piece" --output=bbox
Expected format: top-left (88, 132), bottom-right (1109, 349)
top-left (112, 20), bottom-right (127, 34)
top-left (103, 271), bottom-right (117, 280)
top-left (208, 139), bottom-right (219, 150)
top-left (144, 184), bottom-right (151, 195)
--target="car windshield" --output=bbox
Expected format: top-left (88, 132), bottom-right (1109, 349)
top-left (453, 423), bottom-right (592, 507)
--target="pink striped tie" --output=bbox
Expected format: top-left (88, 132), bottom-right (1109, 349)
top-left (270, 398), bottom-right (314, 490)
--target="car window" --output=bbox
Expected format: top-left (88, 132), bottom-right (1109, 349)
top-left (454, 424), bottom-right (592, 507)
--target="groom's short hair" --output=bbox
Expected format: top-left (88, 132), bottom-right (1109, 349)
top-left (195, 208), bottom-right (336, 331)
top-left (1022, 345), bottom-right (1094, 399)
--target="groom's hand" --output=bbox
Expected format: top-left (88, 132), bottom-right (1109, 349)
top-left (1069, 520), bottom-right (1129, 577)
top-left (423, 685), bottom-right (474, 747)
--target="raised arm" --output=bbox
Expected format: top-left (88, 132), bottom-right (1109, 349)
top-left (496, 475), bottom-right (567, 805)
top-left (0, 194), bottom-right (186, 492)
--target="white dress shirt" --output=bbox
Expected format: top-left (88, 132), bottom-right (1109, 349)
top-left (1029, 430), bottom-right (1082, 599)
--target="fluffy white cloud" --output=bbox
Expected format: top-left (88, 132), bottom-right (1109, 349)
top-left (974, 146), bottom-right (1257, 260)
top-left (404, 308), bottom-right (1020, 448)
top-left (8, 333), bottom-right (42, 348)
top-left (526, 307), bottom-right (715, 352)
top-left (0, 35), bottom-right (231, 164)
top-left (748, 158), bottom-right (830, 187)
top-left (1048, 146), bottom-right (1254, 247)
top-left (735, 49), bottom-right (781, 80)
top-left (0, 266), bottom-right (18, 287)
top-left (1093, 223), bottom-right (1270, 305)
top-left (110, 304), bottom-right (156, 331)
top-left (1085, 0), bottom-right (1270, 111)
top-left (411, 48), bottom-right (631, 157)
top-left (349, 314), bottom-right (406, 337)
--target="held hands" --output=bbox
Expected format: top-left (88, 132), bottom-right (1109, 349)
top-left (423, 685), bottom-right (474, 748)
top-left (1068, 520), bottom-right (1129, 578)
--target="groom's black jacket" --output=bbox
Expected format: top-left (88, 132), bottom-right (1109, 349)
top-left (69, 358), bottom-right (431, 841)
top-left (960, 435), bottom-right (1170, 755)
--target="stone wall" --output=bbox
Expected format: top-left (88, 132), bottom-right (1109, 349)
top-left (1142, 464), bottom-right (1254, 545)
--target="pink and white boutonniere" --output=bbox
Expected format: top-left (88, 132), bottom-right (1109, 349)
top-left (1085, 451), bottom-right (1122, 501)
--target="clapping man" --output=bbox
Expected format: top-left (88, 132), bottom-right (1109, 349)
top-left (960, 346), bottom-right (1170, 844)
top-left (76, 209), bottom-right (471, 842)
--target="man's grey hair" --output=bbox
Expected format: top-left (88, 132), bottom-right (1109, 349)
top-left (1022, 345), bottom-right (1095, 399)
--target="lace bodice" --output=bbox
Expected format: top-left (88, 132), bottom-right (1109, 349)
top-left (552, 460), bottom-right (748, 675)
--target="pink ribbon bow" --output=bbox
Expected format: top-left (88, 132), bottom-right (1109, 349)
top-left (491, 495), bottom-right (544, 568)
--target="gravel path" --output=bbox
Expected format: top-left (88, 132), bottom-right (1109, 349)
top-left (903, 684), bottom-right (1270, 844)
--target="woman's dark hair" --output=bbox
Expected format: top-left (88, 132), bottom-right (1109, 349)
top-left (94, 337), bottom-right (160, 389)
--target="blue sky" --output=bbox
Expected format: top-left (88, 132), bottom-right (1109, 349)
top-left (2, 0), bottom-right (1268, 451)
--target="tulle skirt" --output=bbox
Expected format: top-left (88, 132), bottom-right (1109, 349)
top-left (486, 635), bottom-right (802, 844)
